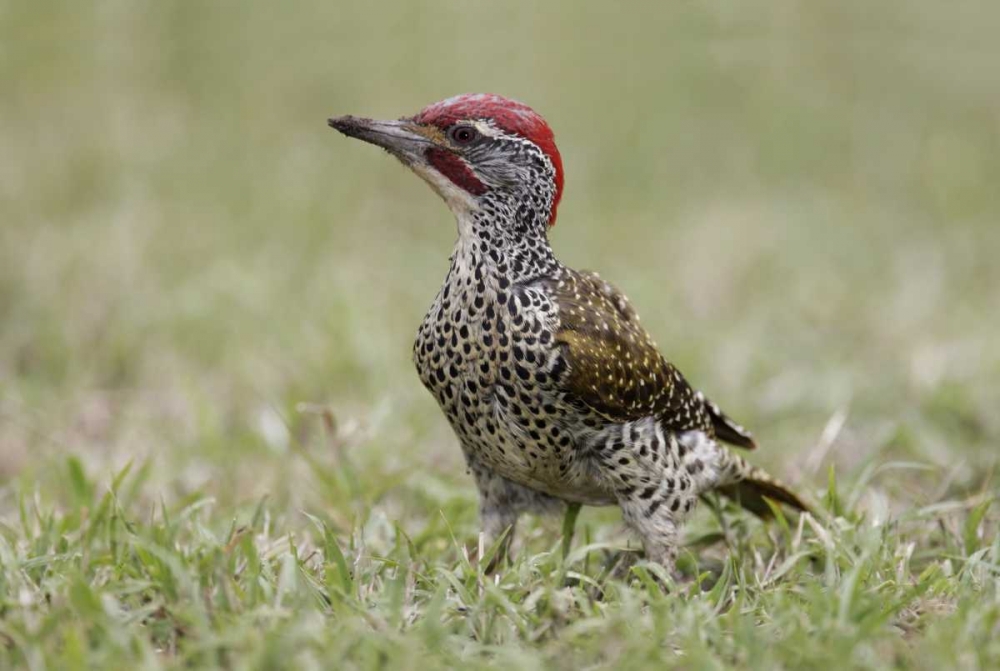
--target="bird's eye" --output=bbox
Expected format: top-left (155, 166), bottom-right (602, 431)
top-left (448, 125), bottom-right (479, 145)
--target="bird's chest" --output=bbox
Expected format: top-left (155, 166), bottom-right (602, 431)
top-left (412, 275), bottom-right (496, 407)
top-left (412, 274), bottom-right (572, 481)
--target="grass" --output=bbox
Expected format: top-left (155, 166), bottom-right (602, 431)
top-left (2, 0), bottom-right (999, 668)
top-left (1, 459), bottom-right (997, 669)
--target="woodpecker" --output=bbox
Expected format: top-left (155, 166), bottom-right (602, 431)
top-left (329, 94), bottom-right (808, 573)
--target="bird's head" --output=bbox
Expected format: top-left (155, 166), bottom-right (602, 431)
top-left (329, 94), bottom-right (564, 229)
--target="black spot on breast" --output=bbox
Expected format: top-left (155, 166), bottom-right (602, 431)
top-left (645, 498), bottom-right (664, 517)
top-left (639, 485), bottom-right (658, 500)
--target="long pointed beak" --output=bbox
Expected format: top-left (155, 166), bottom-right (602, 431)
top-left (327, 115), bottom-right (433, 160)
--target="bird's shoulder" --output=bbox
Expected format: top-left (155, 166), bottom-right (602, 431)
top-left (531, 270), bottom-right (700, 426)
top-left (529, 269), bottom-right (757, 449)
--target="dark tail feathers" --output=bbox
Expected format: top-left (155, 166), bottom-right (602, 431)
top-left (715, 472), bottom-right (811, 518)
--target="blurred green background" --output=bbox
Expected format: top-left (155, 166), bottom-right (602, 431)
top-left (2, 0), bottom-right (998, 520)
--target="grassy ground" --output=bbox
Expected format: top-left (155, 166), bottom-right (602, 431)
top-left (2, 1), bottom-right (999, 668)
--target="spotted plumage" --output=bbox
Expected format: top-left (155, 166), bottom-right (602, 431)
top-left (329, 94), bottom-right (809, 574)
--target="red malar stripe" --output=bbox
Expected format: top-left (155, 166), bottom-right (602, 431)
top-left (426, 148), bottom-right (488, 196)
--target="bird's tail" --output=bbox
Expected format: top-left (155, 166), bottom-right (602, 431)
top-left (713, 449), bottom-right (810, 518)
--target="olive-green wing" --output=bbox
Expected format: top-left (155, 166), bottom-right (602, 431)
top-left (545, 270), bottom-right (758, 450)
top-left (546, 270), bottom-right (711, 433)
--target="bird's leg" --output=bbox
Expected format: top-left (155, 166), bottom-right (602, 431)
top-left (479, 501), bottom-right (519, 572)
top-left (474, 470), bottom-right (518, 570)
top-left (561, 501), bottom-right (582, 561)
top-left (621, 430), bottom-right (726, 583)
top-left (589, 422), bottom-right (701, 582)
top-left (471, 465), bottom-right (563, 571)
top-left (619, 499), bottom-right (683, 577)
top-left (617, 463), bottom-right (701, 583)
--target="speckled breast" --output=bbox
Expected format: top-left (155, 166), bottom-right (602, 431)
top-left (412, 276), bottom-right (613, 504)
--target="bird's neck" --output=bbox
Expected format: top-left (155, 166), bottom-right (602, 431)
top-left (449, 194), bottom-right (561, 286)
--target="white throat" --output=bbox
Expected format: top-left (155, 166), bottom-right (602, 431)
top-left (409, 162), bottom-right (480, 221)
